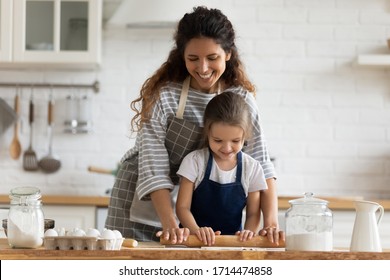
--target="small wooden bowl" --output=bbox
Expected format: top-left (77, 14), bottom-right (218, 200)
top-left (2, 218), bottom-right (55, 236)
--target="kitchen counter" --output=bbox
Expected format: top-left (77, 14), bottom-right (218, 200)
top-left (1, 194), bottom-right (390, 210)
top-left (0, 239), bottom-right (389, 260)
top-left (0, 195), bottom-right (109, 207)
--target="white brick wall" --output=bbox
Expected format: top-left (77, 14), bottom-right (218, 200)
top-left (0, 0), bottom-right (389, 199)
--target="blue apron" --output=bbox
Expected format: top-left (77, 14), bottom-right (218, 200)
top-left (190, 150), bottom-right (247, 234)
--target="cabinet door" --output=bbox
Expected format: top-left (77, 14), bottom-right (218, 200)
top-left (43, 205), bottom-right (96, 230)
top-left (0, 0), bottom-right (12, 61)
top-left (13, 0), bottom-right (101, 66)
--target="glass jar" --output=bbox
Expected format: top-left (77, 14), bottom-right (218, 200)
top-left (7, 187), bottom-right (44, 248)
top-left (285, 192), bottom-right (333, 251)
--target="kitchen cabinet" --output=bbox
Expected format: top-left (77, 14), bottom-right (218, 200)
top-left (0, 0), bottom-right (102, 68)
top-left (0, 0), bottom-right (12, 61)
top-left (42, 205), bottom-right (96, 230)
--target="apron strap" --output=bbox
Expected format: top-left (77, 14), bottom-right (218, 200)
top-left (176, 76), bottom-right (191, 119)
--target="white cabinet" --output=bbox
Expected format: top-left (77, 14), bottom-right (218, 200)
top-left (43, 205), bottom-right (96, 230)
top-left (0, 0), bottom-right (12, 61)
top-left (0, 0), bottom-right (102, 68)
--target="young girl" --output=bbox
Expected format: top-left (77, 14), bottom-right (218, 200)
top-left (176, 91), bottom-right (267, 246)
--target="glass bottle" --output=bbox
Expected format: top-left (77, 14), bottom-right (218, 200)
top-left (7, 186), bottom-right (44, 248)
top-left (285, 192), bottom-right (333, 251)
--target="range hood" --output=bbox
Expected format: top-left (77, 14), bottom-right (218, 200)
top-left (106, 0), bottom-right (211, 28)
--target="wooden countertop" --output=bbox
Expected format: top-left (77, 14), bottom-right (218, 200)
top-left (1, 194), bottom-right (390, 210)
top-left (0, 239), bottom-right (389, 260)
top-left (0, 195), bottom-right (110, 207)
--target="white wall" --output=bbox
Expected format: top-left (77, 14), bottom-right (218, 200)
top-left (0, 0), bottom-right (389, 199)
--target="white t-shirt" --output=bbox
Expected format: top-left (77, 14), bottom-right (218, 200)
top-left (177, 148), bottom-right (268, 196)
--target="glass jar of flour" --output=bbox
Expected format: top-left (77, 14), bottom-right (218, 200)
top-left (7, 187), bottom-right (44, 248)
top-left (285, 192), bottom-right (333, 251)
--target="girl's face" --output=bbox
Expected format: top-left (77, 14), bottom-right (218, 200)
top-left (184, 37), bottom-right (231, 93)
top-left (208, 122), bottom-right (245, 162)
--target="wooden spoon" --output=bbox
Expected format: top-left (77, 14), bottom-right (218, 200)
top-left (9, 91), bottom-right (21, 160)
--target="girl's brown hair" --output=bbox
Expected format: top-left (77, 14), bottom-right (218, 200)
top-left (203, 91), bottom-right (252, 147)
top-left (130, 6), bottom-right (255, 131)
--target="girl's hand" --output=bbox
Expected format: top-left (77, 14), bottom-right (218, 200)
top-left (258, 226), bottom-right (285, 245)
top-left (195, 227), bottom-right (221, 246)
top-left (156, 227), bottom-right (190, 244)
top-left (235, 229), bottom-right (256, 241)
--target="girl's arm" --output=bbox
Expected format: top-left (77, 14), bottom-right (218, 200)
top-left (237, 190), bottom-right (261, 241)
top-left (244, 191), bottom-right (261, 232)
top-left (176, 177), bottom-right (218, 246)
top-left (176, 177), bottom-right (199, 233)
top-left (259, 178), bottom-right (285, 244)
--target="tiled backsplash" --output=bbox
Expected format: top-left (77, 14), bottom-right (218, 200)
top-left (0, 0), bottom-right (389, 199)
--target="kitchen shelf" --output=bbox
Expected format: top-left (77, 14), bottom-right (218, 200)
top-left (357, 54), bottom-right (390, 67)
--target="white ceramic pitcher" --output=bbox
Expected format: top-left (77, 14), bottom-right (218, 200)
top-left (350, 200), bottom-right (384, 252)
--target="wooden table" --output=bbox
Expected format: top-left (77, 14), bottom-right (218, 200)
top-left (1, 239), bottom-right (390, 260)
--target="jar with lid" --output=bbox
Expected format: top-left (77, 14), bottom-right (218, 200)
top-left (7, 186), bottom-right (44, 248)
top-left (285, 192), bottom-right (333, 251)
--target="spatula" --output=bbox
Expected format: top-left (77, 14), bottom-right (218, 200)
top-left (23, 92), bottom-right (38, 171)
top-left (38, 93), bottom-right (61, 173)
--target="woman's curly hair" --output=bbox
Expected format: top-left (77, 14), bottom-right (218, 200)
top-left (130, 6), bottom-right (255, 131)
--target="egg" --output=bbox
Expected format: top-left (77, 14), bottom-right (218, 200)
top-left (44, 228), bottom-right (59, 237)
top-left (86, 228), bottom-right (101, 238)
top-left (71, 228), bottom-right (86, 237)
top-left (101, 229), bottom-right (115, 239)
top-left (57, 227), bottom-right (66, 236)
top-left (112, 230), bottom-right (122, 239)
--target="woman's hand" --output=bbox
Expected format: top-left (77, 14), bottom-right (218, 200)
top-left (258, 226), bottom-right (285, 245)
top-left (156, 227), bottom-right (190, 244)
top-left (195, 227), bottom-right (221, 246)
top-left (235, 229), bottom-right (256, 242)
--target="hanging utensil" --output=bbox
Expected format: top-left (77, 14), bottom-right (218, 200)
top-left (38, 91), bottom-right (61, 173)
top-left (9, 88), bottom-right (22, 160)
top-left (23, 89), bottom-right (38, 171)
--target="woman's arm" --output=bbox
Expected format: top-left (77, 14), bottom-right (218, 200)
top-left (151, 189), bottom-right (189, 243)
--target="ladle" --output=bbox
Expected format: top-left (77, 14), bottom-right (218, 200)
top-left (9, 89), bottom-right (21, 160)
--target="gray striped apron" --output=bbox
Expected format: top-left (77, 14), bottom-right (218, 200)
top-left (105, 77), bottom-right (203, 241)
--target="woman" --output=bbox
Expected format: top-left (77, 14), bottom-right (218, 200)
top-left (105, 6), bottom-right (283, 244)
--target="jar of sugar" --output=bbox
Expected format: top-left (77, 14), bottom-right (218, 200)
top-left (285, 192), bottom-right (333, 251)
top-left (7, 186), bottom-right (44, 248)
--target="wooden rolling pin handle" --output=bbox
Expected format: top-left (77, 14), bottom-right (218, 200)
top-left (122, 238), bottom-right (138, 248)
top-left (160, 235), bottom-right (285, 248)
top-left (88, 166), bottom-right (112, 174)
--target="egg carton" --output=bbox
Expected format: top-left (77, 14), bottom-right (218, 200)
top-left (43, 236), bottom-right (124, 250)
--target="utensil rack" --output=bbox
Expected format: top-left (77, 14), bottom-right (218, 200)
top-left (0, 80), bottom-right (100, 93)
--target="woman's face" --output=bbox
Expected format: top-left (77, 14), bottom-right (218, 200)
top-left (184, 37), bottom-right (231, 93)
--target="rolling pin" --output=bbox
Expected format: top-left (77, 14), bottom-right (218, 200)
top-left (160, 235), bottom-right (285, 248)
top-left (122, 238), bottom-right (138, 248)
